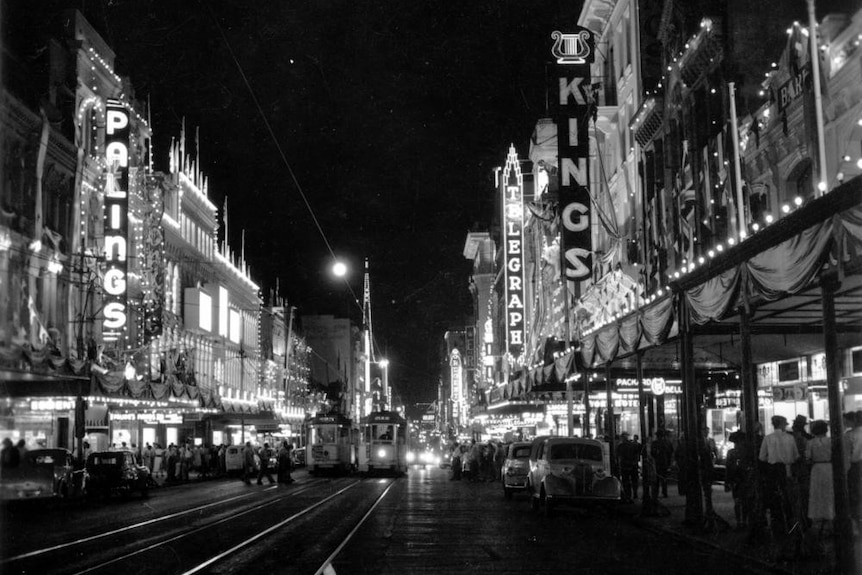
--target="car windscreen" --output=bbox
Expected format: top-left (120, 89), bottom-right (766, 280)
top-left (511, 446), bottom-right (531, 458)
top-left (548, 443), bottom-right (602, 461)
top-left (89, 454), bottom-right (121, 465)
top-left (28, 451), bottom-right (66, 466)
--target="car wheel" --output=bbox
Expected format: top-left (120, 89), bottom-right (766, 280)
top-left (530, 491), bottom-right (540, 511)
top-left (542, 489), bottom-right (553, 517)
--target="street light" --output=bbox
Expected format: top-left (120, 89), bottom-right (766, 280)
top-left (332, 260), bottom-right (348, 278)
top-left (378, 358), bottom-right (389, 410)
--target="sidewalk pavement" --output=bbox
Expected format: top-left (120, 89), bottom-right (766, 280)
top-left (617, 483), bottom-right (862, 574)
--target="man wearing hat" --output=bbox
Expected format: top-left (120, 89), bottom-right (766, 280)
top-left (758, 415), bottom-right (799, 535)
top-left (617, 431), bottom-right (640, 503)
top-left (726, 431), bottom-right (755, 528)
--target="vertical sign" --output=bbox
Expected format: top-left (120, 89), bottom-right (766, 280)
top-left (103, 100), bottom-right (130, 342)
top-left (550, 27), bottom-right (595, 290)
top-left (450, 348), bottom-right (462, 424)
top-left (465, 326), bottom-right (476, 370)
top-left (502, 146), bottom-right (525, 358)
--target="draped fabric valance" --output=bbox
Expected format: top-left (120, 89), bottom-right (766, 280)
top-left (579, 203), bottom-right (862, 368)
top-left (688, 204), bottom-right (862, 325)
top-left (92, 369), bottom-right (221, 408)
top-left (580, 295), bottom-right (676, 368)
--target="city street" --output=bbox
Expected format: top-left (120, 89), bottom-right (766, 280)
top-left (1, 467), bottom-right (775, 575)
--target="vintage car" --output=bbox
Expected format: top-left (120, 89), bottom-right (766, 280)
top-left (85, 450), bottom-right (150, 498)
top-left (502, 441), bottom-right (532, 499)
top-left (527, 436), bottom-right (621, 515)
top-left (0, 447), bottom-right (85, 501)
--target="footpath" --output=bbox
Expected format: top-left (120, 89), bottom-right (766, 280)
top-left (615, 484), bottom-right (862, 574)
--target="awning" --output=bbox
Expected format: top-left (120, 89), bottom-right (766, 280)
top-left (0, 370), bottom-right (91, 397)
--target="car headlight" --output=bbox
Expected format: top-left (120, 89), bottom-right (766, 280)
top-left (407, 451), bottom-right (415, 463)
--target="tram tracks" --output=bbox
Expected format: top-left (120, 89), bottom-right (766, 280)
top-left (2, 476), bottom-right (399, 575)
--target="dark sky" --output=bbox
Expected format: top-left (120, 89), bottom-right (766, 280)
top-left (81, 1), bottom-right (583, 410)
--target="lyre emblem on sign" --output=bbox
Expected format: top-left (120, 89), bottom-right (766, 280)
top-left (551, 30), bottom-right (592, 65)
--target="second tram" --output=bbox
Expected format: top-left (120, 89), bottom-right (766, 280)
top-left (306, 413), bottom-right (357, 475)
top-left (358, 410), bottom-right (408, 475)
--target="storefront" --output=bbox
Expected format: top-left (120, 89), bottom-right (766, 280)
top-left (585, 377), bottom-right (683, 440)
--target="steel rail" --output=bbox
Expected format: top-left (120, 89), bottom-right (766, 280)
top-left (313, 479), bottom-right (397, 575)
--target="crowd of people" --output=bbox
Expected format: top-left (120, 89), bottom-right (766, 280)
top-left (448, 439), bottom-right (507, 482)
top-left (441, 408), bottom-right (862, 545)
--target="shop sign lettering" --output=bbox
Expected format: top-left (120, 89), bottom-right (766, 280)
top-left (103, 100), bottom-right (130, 342)
top-left (550, 26), bottom-right (594, 289)
top-left (501, 147), bottom-right (525, 357)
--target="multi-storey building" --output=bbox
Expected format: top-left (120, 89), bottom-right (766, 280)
top-left (0, 8), bottom-right (283, 454)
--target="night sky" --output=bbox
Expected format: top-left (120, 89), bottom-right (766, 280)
top-left (72, 1), bottom-right (584, 411)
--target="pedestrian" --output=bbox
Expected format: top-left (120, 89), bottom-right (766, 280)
top-left (199, 445), bottom-right (210, 479)
top-left (450, 445), bottom-right (462, 481)
top-left (1, 437), bottom-right (19, 469)
top-left (153, 443), bottom-right (164, 477)
top-left (725, 431), bottom-right (755, 528)
top-left (805, 420), bottom-right (834, 537)
top-left (257, 442), bottom-right (275, 485)
top-left (142, 443), bottom-right (154, 472)
top-left (15, 438), bottom-right (28, 462)
top-left (758, 415), bottom-right (799, 536)
top-left (849, 410), bottom-right (862, 535)
top-left (242, 441), bottom-right (255, 484)
top-left (166, 444), bottom-right (177, 482)
top-left (650, 429), bottom-right (674, 498)
top-left (617, 431), bottom-right (640, 502)
top-left (180, 443), bottom-right (192, 481)
top-left (698, 426), bottom-right (717, 515)
top-left (467, 440), bottom-right (481, 482)
top-left (494, 442), bottom-right (507, 482)
top-left (278, 441), bottom-right (294, 483)
top-left (791, 415), bottom-right (812, 527)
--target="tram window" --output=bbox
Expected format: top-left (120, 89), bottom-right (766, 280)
top-left (316, 427), bottom-right (336, 443)
top-left (378, 425), bottom-right (393, 440)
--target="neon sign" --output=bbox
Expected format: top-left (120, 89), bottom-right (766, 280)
top-left (550, 26), bottom-right (594, 288)
top-left (450, 348), bottom-right (462, 405)
top-left (103, 100), bottom-right (130, 342)
top-left (502, 146), bottom-right (525, 358)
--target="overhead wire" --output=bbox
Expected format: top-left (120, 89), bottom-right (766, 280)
top-left (199, 1), bottom-right (364, 317)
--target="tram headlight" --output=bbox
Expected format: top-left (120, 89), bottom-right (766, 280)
top-left (377, 448), bottom-right (387, 459)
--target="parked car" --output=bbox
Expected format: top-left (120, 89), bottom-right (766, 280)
top-left (1, 448), bottom-right (78, 500)
top-left (527, 436), bottom-right (621, 515)
top-left (31, 448), bottom-right (86, 498)
top-left (291, 446), bottom-right (306, 467)
top-left (502, 441), bottom-right (532, 499)
top-left (85, 450), bottom-right (150, 498)
top-left (224, 445), bottom-right (244, 474)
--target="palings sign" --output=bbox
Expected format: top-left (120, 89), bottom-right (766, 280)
top-left (103, 100), bottom-right (131, 342)
top-left (502, 146), bottom-right (526, 358)
top-left (550, 26), bottom-right (594, 290)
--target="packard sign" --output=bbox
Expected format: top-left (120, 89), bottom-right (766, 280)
top-left (550, 26), bottom-right (594, 287)
top-left (502, 146), bottom-right (526, 357)
top-left (103, 100), bottom-right (130, 342)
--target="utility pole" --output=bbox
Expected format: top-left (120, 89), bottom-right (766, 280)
top-left (240, 344), bottom-right (246, 444)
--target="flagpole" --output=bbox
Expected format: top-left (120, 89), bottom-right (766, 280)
top-left (807, 0), bottom-right (828, 197)
top-left (728, 82), bottom-right (746, 237)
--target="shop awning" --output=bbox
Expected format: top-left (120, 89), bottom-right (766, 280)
top-left (0, 370), bottom-right (91, 397)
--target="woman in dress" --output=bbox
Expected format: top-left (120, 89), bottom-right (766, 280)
top-left (805, 420), bottom-right (834, 536)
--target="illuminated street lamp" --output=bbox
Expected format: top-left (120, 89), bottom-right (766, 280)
top-left (332, 260), bottom-right (348, 278)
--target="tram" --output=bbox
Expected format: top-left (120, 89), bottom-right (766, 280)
top-left (358, 410), bottom-right (409, 475)
top-left (306, 413), bottom-right (357, 475)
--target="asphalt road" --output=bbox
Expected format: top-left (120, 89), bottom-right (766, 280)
top-left (0, 466), bottom-right (774, 574)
